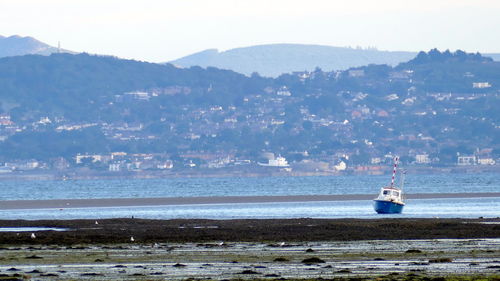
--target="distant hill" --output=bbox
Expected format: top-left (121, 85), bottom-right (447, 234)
top-left (170, 44), bottom-right (500, 77)
top-left (0, 53), bottom-right (266, 120)
top-left (0, 35), bottom-right (72, 58)
top-left (487, 53), bottom-right (500, 61)
top-left (170, 44), bottom-right (417, 77)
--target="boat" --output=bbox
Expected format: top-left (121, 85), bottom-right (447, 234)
top-left (373, 157), bottom-right (405, 214)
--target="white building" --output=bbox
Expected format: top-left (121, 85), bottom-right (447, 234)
top-left (109, 163), bottom-right (121, 172)
top-left (457, 156), bottom-right (476, 166)
top-left (415, 154), bottom-right (431, 164)
top-left (258, 156), bottom-right (289, 167)
top-left (76, 154), bottom-right (102, 164)
top-left (276, 86), bottom-right (292, 96)
top-left (157, 160), bottom-right (174, 169)
top-left (472, 82), bottom-right (491, 89)
top-left (334, 161), bottom-right (347, 171)
top-left (348, 69), bottom-right (365, 77)
top-left (124, 91), bottom-right (150, 100)
top-left (371, 157), bottom-right (382, 164)
top-left (477, 158), bottom-right (495, 165)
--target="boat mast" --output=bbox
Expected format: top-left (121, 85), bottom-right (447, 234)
top-left (399, 169), bottom-right (406, 190)
top-left (390, 156), bottom-right (399, 188)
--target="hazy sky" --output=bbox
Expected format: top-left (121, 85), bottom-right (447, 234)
top-left (1, 0), bottom-right (499, 62)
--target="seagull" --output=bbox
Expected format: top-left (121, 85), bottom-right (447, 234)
top-left (31, 233), bottom-right (36, 239)
top-left (130, 236), bottom-right (135, 242)
top-left (95, 221), bottom-right (99, 225)
top-left (218, 241), bottom-right (225, 246)
top-left (279, 242), bottom-right (286, 247)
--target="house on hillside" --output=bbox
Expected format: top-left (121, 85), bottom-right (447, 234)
top-left (457, 155), bottom-right (476, 166)
top-left (415, 154), bottom-right (431, 164)
top-left (348, 69), bottom-right (364, 77)
top-left (75, 154), bottom-right (103, 164)
top-left (472, 82), bottom-right (491, 89)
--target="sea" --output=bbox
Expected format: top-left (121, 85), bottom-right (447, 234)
top-left (0, 173), bottom-right (499, 220)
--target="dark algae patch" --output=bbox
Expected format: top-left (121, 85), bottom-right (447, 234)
top-left (238, 269), bottom-right (260, 274)
top-left (429, 258), bottom-right (453, 263)
top-left (80, 273), bottom-right (103, 276)
top-left (406, 249), bottom-right (423, 253)
top-left (0, 218), bottom-right (499, 244)
top-left (24, 255), bottom-right (43, 259)
top-left (302, 257), bottom-right (325, 264)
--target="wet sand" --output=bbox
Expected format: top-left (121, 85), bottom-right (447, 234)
top-left (0, 239), bottom-right (499, 280)
top-left (1, 192), bottom-right (499, 210)
top-left (0, 218), bottom-right (499, 280)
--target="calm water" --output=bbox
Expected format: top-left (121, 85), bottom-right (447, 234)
top-left (0, 173), bottom-right (499, 200)
top-left (0, 173), bottom-right (498, 219)
top-left (0, 198), bottom-right (499, 220)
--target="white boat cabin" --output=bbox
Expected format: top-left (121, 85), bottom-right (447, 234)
top-left (375, 187), bottom-right (404, 205)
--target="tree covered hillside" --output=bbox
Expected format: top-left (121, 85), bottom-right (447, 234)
top-left (0, 50), bottom-right (497, 167)
top-left (0, 53), bottom-right (270, 121)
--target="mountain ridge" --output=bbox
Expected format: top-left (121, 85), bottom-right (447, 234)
top-left (171, 43), bottom-right (500, 77)
top-left (2, 35), bottom-right (500, 78)
top-left (0, 35), bottom-right (73, 58)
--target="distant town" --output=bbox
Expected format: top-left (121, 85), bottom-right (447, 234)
top-left (0, 50), bottom-right (498, 179)
top-left (0, 82), bottom-right (497, 180)
top-left (0, 148), bottom-right (498, 181)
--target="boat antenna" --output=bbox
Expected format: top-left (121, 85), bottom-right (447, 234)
top-left (390, 156), bottom-right (399, 188)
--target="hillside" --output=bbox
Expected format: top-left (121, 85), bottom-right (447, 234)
top-left (0, 53), bottom-right (267, 120)
top-left (170, 44), bottom-right (500, 77)
top-left (170, 44), bottom-right (417, 77)
top-left (0, 35), bottom-right (72, 58)
top-left (0, 50), bottom-right (497, 170)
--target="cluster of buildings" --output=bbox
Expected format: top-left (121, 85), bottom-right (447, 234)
top-left (0, 148), bottom-right (496, 177)
top-left (0, 63), bottom-right (498, 177)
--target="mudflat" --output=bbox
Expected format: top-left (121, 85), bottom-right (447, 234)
top-left (0, 218), bottom-right (499, 280)
top-left (1, 192), bottom-right (499, 210)
top-left (0, 239), bottom-right (499, 280)
top-left (0, 218), bottom-right (499, 244)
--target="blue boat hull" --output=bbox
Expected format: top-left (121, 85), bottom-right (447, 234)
top-left (373, 200), bottom-right (404, 214)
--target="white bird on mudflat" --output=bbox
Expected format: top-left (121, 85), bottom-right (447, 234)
top-left (95, 221), bottom-right (99, 225)
top-left (31, 233), bottom-right (36, 239)
top-left (279, 242), bottom-right (286, 247)
top-left (130, 236), bottom-right (135, 242)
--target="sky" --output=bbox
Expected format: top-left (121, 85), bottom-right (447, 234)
top-left (1, 0), bottom-right (499, 62)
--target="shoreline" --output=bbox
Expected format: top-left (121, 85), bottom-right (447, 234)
top-left (0, 165), bottom-right (498, 181)
top-left (1, 192), bottom-right (499, 210)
